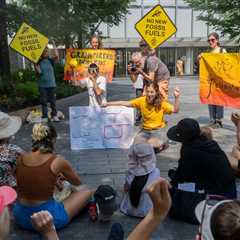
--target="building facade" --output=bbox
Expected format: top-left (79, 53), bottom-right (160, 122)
top-left (99, 0), bottom-right (239, 76)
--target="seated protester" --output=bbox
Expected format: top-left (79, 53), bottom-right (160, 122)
top-left (167, 118), bottom-right (236, 224)
top-left (0, 186), bottom-right (17, 240)
top-left (0, 112), bottom-right (23, 188)
top-left (120, 143), bottom-right (160, 218)
top-left (13, 123), bottom-right (93, 231)
top-left (77, 63), bottom-right (106, 107)
top-left (105, 82), bottom-right (180, 152)
top-left (195, 198), bottom-right (240, 240)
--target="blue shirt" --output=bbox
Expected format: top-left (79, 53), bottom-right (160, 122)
top-left (38, 59), bottom-right (56, 88)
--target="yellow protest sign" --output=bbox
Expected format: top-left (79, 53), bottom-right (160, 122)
top-left (9, 22), bottom-right (49, 63)
top-left (64, 49), bottom-right (116, 83)
top-left (135, 5), bottom-right (177, 49)
top-left (200, 53), bottom-right (240, 108)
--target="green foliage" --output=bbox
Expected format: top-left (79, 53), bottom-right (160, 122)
top-left (184, 0), bottom-right (240, 43)
top-left (6, 0), bottom-right (131, 47)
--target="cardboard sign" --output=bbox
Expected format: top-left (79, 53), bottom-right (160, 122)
top-left (200, 53), bottom-right (240, 108)
top-left (135, 4), bottom-right (177, 49)
top-left (69, 106), bottom-right (134, 150)
top-left (64, 49), bottom-right (116, 83)
top-left (9, 22), bottom-right (49, 63)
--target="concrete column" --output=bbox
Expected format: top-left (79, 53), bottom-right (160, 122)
top-left (185, 47), bottom-right (191, 75)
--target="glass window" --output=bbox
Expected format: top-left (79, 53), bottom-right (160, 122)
top-left (193, 11), bottom-right (208, 37)
top-left (109, 20), bottom-right (125, 38)
top-left (160, 0), bottom-right (175, 6)
top-left (177, 0), bottom-right (189, 6)
top-left (98, 23), bottom-right (108, 37)
top-left (176, 9), bottom-right (191, 37)
top-left (130, 0), bottom-right (142, 5)
top-left (159, 48), bottom-right (176, 76)
top-left (126, 8), bottom-right (142, 38)
top-left (164, 7), bottom-right (175, 23)
top-left (143, 0), bottom-right (159, 6)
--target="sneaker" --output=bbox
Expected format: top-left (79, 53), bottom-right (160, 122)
top-left (216, 120), bottom-right (223, 128)
top-left (52, 116), bottom-right (60, 122)
top-left (41, 118), bottom-right (48, 123)
top-left (107, 223), bottom-right (124, 240)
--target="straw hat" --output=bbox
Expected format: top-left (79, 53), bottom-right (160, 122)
top-left (0, 112), bottom-right (22, 139)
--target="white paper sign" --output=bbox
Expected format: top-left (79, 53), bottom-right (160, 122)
top-left (69, 106), bottom-right (134, 150)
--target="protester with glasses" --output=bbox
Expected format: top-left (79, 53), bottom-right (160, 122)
top-left (198, 32), bottom-right (226, 128)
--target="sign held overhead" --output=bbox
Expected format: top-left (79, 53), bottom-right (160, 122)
top-left (9, 22), bottom-right (49, 63)
top-left (135, 4), bottom-right (177, 49)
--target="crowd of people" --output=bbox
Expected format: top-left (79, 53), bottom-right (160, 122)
top-left (1, 32), bottom-right (240, 240)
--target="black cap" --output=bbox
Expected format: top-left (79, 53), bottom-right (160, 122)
top-left (167, 118), bottom-right (200, 143)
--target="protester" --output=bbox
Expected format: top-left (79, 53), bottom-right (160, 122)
top-left (138, 39), bottom-right (170, 99)
top-left (13, 123), bottom-right (93, 231)
top-left (30, 178), bottom-right (172, 240)
top-left (167, 118), bottom-right (236, 224)
top-left (77, 63), bottom-right (107, 107)
top-left (90, 35), bottom-right (103, 49)
top-left (0, 112), bottom-right (23, 188)
top-left (120, 143), bottom-right (160, 218)
top-left (198, 32), bottom-right (226, 128)
top-left (128, 52), bottom-right (145, 124)
top-left (104, 82), bottom-right (180, 152)
top-left (176, 57), bottom-right (184, 76)
top-left (34, 43), bottom-right (60, 122)
top-left (195, 198), bottom-right (240, 240)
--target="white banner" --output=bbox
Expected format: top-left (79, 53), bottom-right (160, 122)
top-left (69, 106), bottom-right (134, 150)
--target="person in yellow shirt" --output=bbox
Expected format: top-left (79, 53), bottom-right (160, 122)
top-left (104, 82), bottom-right (180, 152)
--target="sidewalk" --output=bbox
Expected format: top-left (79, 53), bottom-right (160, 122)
top-left (9, 76), bottom-right (237, 239)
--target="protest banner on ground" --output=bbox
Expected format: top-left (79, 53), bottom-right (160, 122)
top-left (69, 106), bottom-right (134, 150)
top-left (64, 49), bottom-right (116, 83)
top-left (200, 53), bottom-right (240, 108)
top-left (135, 4), bottom-right (177, 49)
top-left (9, 22), bottom-right (49, 63)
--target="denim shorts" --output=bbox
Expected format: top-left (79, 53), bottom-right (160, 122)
top-left (13, 199), bottom-right (69, 231)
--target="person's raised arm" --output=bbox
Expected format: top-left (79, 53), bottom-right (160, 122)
top-left (173, 87), bottom-right (180, 113)
top-left (127, 178), bottom-right (171, 240)
top-left (90, 75), bottom-right (105, 96)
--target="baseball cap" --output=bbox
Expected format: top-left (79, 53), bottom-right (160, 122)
top-left (195, 200), bottom-right (231, 240)
top-left (128, 143), bottom-right (156, 176)
top-left (94, 185), bottom-right (117, 221)
top-left (0, 186), bottom-right (17, 215)
top-left (167, 118), bottom-right (200, 143)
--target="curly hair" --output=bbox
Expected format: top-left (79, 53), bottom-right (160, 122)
top-left (31, 123), bottom-right (57, 153)
top-left (145, 82), bottom-right (163, 108)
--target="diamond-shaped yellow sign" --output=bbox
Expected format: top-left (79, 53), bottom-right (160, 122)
top-left (10, 22), bottom-right (49, 63)
top-left (135, 4), bottom-right (177, 49)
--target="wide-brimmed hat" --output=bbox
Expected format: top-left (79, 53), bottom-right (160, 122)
top-left (0, 112), bottom-right (22, 140)
top-left (0, 186), bottom-right (17, 215)
top-left (128, 143), bottom-right (156, 176)
top-left (195, 200), bottom-right (231, 240)
top-left (167, 118), bottom-right (200, 143)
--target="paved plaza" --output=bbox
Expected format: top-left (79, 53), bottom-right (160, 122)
top-left (9, 76), bottom-right (238, 239)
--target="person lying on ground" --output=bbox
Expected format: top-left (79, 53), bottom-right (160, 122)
top-left (120, 143), bottom-right (160, 218)
top-left (167, 118), bottom-right (236, 224)
top-left (103, 82), bottom-right (180, 152)
top-left (13, 123), bottom-right (93, 231)
top-left (31, 178), bottom-right (172, 240)
top-left (0, 112), bottom-right (23, 188)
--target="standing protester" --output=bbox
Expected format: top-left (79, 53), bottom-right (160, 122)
top-left (199, 32), bottom-right (226, 128)
top-left (138, 39), bottom-right (170, 99)
top-left (78, 63), bottom-right (107, 107)
top-left (34, 43), bottom-right (60, 122)
top-left (104, 82), bottom-right (180, 152)
top-left (128, 52), bottom-right (145, 124)
top-left (90, 35), bottom-right (103, 49)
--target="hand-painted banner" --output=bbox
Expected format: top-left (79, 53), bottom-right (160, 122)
top-left (200, 53), bottom-right (240, 108)
top-left (64, 49), bottom-right (116, 83)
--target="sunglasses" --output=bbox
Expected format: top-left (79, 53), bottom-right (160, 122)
top-left (208, 38), bottom-right (216, 43)
top-left (198, 194), bottom-right (226, 238)
top-left (89, 68), bottom-right (98, 74)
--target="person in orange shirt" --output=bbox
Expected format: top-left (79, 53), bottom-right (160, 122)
top-left (104, 82), bottom-right (180, 152)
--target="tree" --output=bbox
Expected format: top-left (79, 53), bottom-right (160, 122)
top-left (184, 0), bottom-right (240, 43)
top-left (6, 0), bottom-right (131, 48)
top-left (0, 0), bottom-right (11, 77)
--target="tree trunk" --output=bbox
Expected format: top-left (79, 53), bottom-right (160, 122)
top-left (0, 0), bottom-right (11, 77)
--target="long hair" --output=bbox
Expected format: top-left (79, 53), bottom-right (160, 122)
top-left (90, 35), bottom-right (102, 49)
top-left (32, 123), bottom-right (57, 153)
top-left (211, 200), bottom-right (240, 240)
top-left (145, 82), bottom-right (163, 108)
top-left (208, 32), bottom-right (220, 46)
